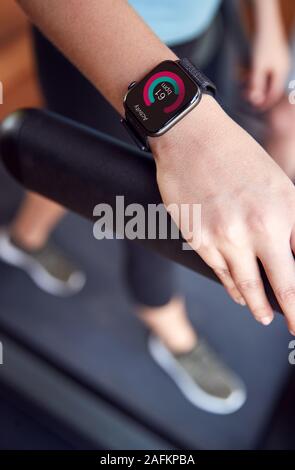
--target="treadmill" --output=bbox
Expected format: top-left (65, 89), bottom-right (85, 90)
top-left (0, 109), bottom-right (292, 449)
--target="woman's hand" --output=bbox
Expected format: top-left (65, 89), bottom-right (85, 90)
top-left (247, 0), bottom-right (290, 110)
top-left (150, 95), bottom-right (295, 333)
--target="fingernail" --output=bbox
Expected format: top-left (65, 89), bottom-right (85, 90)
top-left (237, 298), bottom-right (246, 306)
top-left (289, 330), bottom-right (295, 336)
top-left (259, 316), bottom-right (273, 326)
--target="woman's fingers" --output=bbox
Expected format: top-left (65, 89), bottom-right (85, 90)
top-left (197, 246), bottom-right (246, 306)
top-left (290, 231), bottom-right (295, 255)
top-left (259, 241), bottom-right (295, 334)
top-left (199, 234), bottom-right (295, 332)
top-left (248, 67), bottom-right (286, 110)
top-left (224, 249), bottom-right (274, 325)
top-left (248, 65), bottom-right (267, 107)
top-left (263, 71), bottom-right (286, 110)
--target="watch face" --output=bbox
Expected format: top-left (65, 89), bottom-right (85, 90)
top-left (124, 60), bottom-right (200, 135)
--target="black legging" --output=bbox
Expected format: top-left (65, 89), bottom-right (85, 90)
top-left (32, 27), bottom-right (220, 307)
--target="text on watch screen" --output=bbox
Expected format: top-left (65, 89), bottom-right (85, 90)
top-left (125, 61), bottom-right (199, 134)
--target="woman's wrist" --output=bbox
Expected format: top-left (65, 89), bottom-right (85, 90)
top-left (253, 0), bottom-right (285, 43)
top-left (254, 23), bottom-right (286, 46)
top-left (149, 94), bottom-right (221, 164)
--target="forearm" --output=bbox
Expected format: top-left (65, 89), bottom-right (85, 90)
top-left (252, 0), bottom-right (285, 40)
top-left (17, 0), bottom-right (176, 115)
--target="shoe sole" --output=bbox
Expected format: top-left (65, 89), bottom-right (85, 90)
top-left (148, 335), bottom-right (247, 414)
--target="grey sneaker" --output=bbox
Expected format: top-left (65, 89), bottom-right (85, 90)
top-left (0, 230), bottom-right (86, 296)
top-left (148, 335), bottom-right (246, 414)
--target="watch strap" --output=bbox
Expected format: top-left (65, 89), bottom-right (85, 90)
top-left (178, 58), bottom-right (217, 97)
top-left (122, 110), bottom-right (150, 152)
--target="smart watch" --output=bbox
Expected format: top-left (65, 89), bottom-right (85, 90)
top-left (122, 58), bottom-right (216, 152)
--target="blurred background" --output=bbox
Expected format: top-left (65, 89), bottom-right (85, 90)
top-left (0, 0), bottom-right (295, 450)
top-left (0, 0), bottom-right (42, 119)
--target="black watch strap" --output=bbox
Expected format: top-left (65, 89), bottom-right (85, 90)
top-left (121, 109), bottom-right (150, 152)
top-left (177, 58), bottom-right (217, 97)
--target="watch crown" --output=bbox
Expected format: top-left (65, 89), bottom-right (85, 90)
top-left (128, 81), bottom-right (136, 90)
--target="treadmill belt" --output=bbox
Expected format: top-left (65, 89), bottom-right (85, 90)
top-left (0, 205), bottom-right (291, 449)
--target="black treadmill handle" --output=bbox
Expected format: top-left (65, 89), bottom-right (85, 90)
top-left (0, 108), bottom-right (284, 314)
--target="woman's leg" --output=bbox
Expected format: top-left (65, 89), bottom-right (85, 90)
top-left (10, 192), bottom-right (65, 250)
top-left (138, 298), bottom-right (197, 354)
top-left (124, 241), bottom-right (197, 354)
top-left (0, 30), bottom-right (87, 296)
